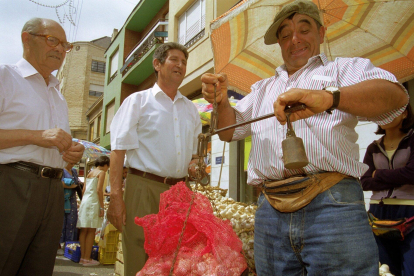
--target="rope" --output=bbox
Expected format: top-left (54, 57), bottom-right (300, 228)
top-left (217, 142), bottom-right (226, 188)
top-left (169, 192), bottom-right (196, 276)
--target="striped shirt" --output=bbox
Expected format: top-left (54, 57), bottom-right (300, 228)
top-left (232, 54), bottom-right (407, 185)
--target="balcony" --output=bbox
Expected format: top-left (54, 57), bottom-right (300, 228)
top-left (121, 19), bottom-right (168, 76)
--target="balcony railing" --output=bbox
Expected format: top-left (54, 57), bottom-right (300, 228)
top-left (121, 19), bottom-right (168, 76)
top-left (185, 29), bottom-right (205, 48)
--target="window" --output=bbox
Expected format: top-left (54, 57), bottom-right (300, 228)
top-left (178, 0), bottom-right (205, 46)
top-left (105, 101), bottom-right (115, 134)
top-left (89, 91), bottom-right (103, 97)
top-left (97, 116), bottom-right (101, 139)
top-left (91, 60), bottom-right (105, 73)
top-left (109, 50), bottom-right (119, 79)
top-left (89, 84), bottom-right (104, 97)
top-left (89, 122), bottom-right (95, 141)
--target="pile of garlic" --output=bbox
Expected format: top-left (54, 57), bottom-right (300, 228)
top-left (193, 184), bottom-right (257, 275)
top-left (66, 243), bottom-right (80, 250)
top-left (379, 263), bottom-right (394, 276)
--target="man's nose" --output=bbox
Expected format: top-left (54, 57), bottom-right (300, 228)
top-left (292, 31), bottom-right (300, 44)
top-left (55, 43), bottom-right (66, 54)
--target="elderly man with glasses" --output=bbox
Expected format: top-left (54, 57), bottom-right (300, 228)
top-left (0, 18), bottom-right (84, 276)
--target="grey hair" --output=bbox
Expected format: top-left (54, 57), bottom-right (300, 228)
top-left (22, 18), bottom-right (46, 34)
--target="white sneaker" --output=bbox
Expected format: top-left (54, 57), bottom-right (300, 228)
top-left (57, 249), bottom-right (64, 256)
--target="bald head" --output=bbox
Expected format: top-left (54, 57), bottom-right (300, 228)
top-left (22, 18), bottom-right (64, 35)
top-left (21, 18), bottom-right (68, 80)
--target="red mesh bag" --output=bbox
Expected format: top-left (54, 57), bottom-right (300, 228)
top-left (135, 182), bottom-right (247, 276)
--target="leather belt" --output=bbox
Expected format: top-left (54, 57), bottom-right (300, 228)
top-left (6, 161), bottom-right (63, 179)
top-left (129, 168), bottom-right (186, 186)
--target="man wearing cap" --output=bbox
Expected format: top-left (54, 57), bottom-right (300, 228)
top-left (0, 18), bottom-right (84, 275)
top-left (201, 0), bottom-right (408, 275)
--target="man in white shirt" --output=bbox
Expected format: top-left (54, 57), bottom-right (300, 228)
top-left (201, 0), bottom-right (408, 275)
top-left (0, 18), bottom-right (84, 276)
top-left (108, 42), bottom-right (202, 276)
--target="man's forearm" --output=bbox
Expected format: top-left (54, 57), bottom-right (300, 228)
top-left (0, 129), bottom-right (42, 150)
top-left (109, 150), bottom-right (126, 197)
top-left (216, 98), bottom-right (237, 142)
top-left (338, 80), bottom-right (408, 117)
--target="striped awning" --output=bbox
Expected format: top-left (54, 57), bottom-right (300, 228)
top-left (211, 0), bottom-right (414, 95)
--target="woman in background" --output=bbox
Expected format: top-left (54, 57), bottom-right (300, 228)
top-left (361, 103), bottom-right (414, 276)
top-left (77, 155), bottom-right (109, 266)
top-left (58, 162), bottom-right (82, 256)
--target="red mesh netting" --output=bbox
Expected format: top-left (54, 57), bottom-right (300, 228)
top-left (135, 182), bottom-right (247, 276)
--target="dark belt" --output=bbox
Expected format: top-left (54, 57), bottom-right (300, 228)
top-left (128, 168), bottom-right (186, 186)
top-left (6, 161), bottom-right (63, 179)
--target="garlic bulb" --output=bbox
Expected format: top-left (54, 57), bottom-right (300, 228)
top-left (379, 263), bottom-right (394, 276)
top-left (192, 184), bottom-right (257, 273)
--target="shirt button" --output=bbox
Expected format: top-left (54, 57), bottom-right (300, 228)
top-left (176, 135), bottom-right (179, 138)
top-left (178, 152), bottom-right (180, 155)
top-left (177, 170), bottom-right (180, 172)
top-left (175, 118), bottom-right (178, 121)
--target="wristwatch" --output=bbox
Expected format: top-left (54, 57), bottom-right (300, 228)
top-left (323, 86), bottom-right (340, 114)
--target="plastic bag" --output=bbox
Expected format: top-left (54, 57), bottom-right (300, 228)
top-left (135, 182), bottom-right (247, 276)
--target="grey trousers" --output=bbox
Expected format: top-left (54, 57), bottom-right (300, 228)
top-left (0, 164), bottom-right (64, 276)
top-left (122, 173), bottom-right (189, 276)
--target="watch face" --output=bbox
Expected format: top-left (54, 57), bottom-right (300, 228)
top-left (326, 86), bottom-right (338, 92)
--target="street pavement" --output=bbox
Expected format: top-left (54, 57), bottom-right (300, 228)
top-left (53, 255), bottom-right (115, 276)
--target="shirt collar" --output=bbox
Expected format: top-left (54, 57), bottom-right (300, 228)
top-left (275, 53), bottom-right (328, 77)
top-left (151, 83), bottom-right (184, 101)
top-left (16, 58), bottom-right (60, 87)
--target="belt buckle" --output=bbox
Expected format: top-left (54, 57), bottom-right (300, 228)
top-left (163, 177), bottom-right (170, 185)
top-left (41, 167), bottom-right (53, 178)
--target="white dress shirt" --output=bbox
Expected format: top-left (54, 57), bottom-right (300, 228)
top-left (232, 54), bottom-right (408, 185)
top-left (0, 59), bottom-right (70, 168)
top-left (110, 83), bottom-right (202, 178)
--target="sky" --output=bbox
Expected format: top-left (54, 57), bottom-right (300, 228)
top-left (0, 0), bottom-right (141, 65)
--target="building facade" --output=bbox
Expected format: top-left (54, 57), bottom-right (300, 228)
top-left (57, 36), bottom-right (111, 140)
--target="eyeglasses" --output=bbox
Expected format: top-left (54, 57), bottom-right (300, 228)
top-left (29, 33), bottom-right (73, 53)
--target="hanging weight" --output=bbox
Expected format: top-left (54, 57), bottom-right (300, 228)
top-left (282, 113), bottom-right (309, 169)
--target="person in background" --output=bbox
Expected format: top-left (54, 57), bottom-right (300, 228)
top-left (200, 0), bottom-right (408, 274)
top-left (122, 166), bottom-right (128, 192)
top-left (107, 42), bottom-right (202, 276)
top-left (0, 18), bottom-right (84, 276)
top-left (77, 156), bottom-right (109, 266)
top-left (58, 162), bottom-right (82, 256)
top-left (361, 103), bottom-right (414, 276)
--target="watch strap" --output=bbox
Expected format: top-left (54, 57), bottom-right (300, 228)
top-left (324, 87), bottom-right (340, 114)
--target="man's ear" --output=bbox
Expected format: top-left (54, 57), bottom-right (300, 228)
top-left (319, 26), bottom-right (326, 44)
top-left (21, 32), bottom-right (30, 49)
top-left (153, 58), bottom-right (160, 72)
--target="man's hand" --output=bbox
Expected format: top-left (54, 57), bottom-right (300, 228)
top-left (62, 142), bottom-right (84, 164)
top-left (188, 158), bottom-right (199, 179)
top-left (201, 73), bottom-right (229, 105)
top-left (37, 128), bottom-right (73, 152)
top-left (107, 194), bottom-right (126, 232)
top-left (274, 88), bottom-right (333, 124)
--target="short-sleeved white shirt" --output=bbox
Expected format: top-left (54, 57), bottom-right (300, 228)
top-left (0, 59), bottom-right (70, 168)
top-left (110, 83), bottom-right (202, 178)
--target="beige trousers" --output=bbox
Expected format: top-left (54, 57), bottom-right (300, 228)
top-left (122, 173), bottom-right (188, 276)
